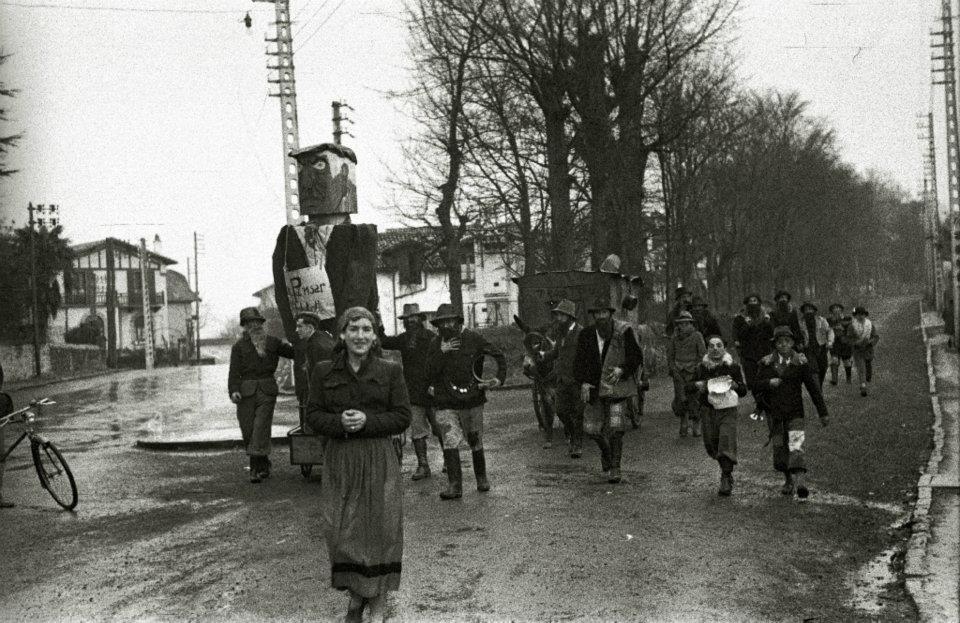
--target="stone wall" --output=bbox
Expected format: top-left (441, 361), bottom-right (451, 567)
top-left (49, 344), bottom-right (106, 376)
top-left (0, 343), bottom-right (51, 382)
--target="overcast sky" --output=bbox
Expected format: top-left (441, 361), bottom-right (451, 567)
top-left (0, 0), bottom-right (931, 335)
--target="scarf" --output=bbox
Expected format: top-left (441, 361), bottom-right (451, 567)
top-left (701, 352), bottom-right (734, 369)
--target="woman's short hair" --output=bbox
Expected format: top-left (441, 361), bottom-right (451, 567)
top-left (705, 334), bottom-right (726, 346)
top-left (337, 306), bottom-right (376, 335)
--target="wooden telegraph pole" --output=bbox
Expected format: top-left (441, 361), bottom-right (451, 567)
top-left (138, 239), bottom-right (155, 370)
top-left (27, 203), bottom-right (41, 377)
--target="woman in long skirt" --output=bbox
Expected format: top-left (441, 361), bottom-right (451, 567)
top-left (305, 307), bottom-right (411, 622)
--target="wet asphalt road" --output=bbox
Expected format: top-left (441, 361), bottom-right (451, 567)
top-left (0, 298), bottom-right (928, 622)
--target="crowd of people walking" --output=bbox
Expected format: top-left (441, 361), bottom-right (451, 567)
top-left (224, 285), bottom-right (878, 620)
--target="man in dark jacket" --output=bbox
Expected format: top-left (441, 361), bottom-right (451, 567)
top-left (732, 293), bottom-right (774, 417)
top-left (690, 295), bottom-right (723, 340)
top-left (665, 286), bottom-right (694, 337)
top-left (769, 290), bottom-right (806, 350)
top-left (574, 296), bottom-right (643, 484)
top-left (380, 303), bottom-right (439, 480)
top-left (540, 299), bottom-right (584, 458)
top-left (294, 311), bottom-right (336, 421)
top-left (228, 307), bottom-right (296, 483)
top-left (427, 303), bottom-right (506, 499)
top-left (753, 326), bottom-right (829, 501)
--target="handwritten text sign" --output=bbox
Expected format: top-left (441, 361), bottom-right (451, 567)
top-left (284, 266), bottom-right (335, 320)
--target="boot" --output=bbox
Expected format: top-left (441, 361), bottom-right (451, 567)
top-left (594, 436), bottom-right (612, 477)
top-left (472, 449), bottom-right (490, 492)
top-left (719, 472), bottom-right (733, 496)
top-left (780, 472), bottom-right (794, 496)
top-left (259, 456), bottom-right (272, 479)
top-left (679, 414), bottom-right (688, 438)
top-left (829, 363), bottom-right (838, 385)
top-left (249, 456), bottom-right (262, 483)
top-left (607, 436), bottom-right (623, 483)
top-left (411, 438), bottom-right (431, 481)
top-left (844, 366), bottom-right (852, 384)
top-left (439, 450), bottom-right (462, 500)
top-left (860, 383), bottom-right (868, 397)
top-left (689, 415), bottom-right (701, 437)
top-left (794, 471), bottom-right (809, 501)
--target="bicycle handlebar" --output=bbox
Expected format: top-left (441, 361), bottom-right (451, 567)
top-left (0, 397), bottom-right (55, 427)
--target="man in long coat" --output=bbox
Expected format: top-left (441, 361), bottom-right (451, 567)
top-left (379, 303), bottom-right (439, 480)
top-left (541, 299), bottom-right (585, 458)
top-left (574, 296), bottom-right (643, 483)
top-left (228, 307), bottom-right (296, 483)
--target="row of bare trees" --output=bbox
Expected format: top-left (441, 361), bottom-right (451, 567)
top-left (390, 0), bottom-right (923, 312)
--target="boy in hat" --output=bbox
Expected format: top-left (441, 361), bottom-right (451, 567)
top-left (799, 302), bottom-right (833, 388)
top-left (732, 293), bottom-right (774, 418)
top-left (690, 295), bottom-right (723, 340)
top-left (665, 286), bottom-right (694, 337)
top-left (667, 311), bottom-right (706, 437)
top-left (380, 303), bottom-right (440, 480)
top-left (826, 304), bottom-right (853, 385)
top-left (754, 326), bottom-right (829, 500)
top-left (691, 335), bottom-right (747, 496)
top-left (573, 296), bottom-right (643, 483)
top-left (228, 307), bottom-right (296, 483)
top-left (541, 299), bottom-right (585, 458)
top-left (848, 307), bottom-right (879, 397)
top-left (427, 303), bottom-right (506, 499)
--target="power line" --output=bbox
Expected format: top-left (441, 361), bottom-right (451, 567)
top-left (1, 1), bottom-right (239, 13)
top-left (292, 0), bottom-right (331, 39)
top-left (294, 0), bottom-right (346, 54)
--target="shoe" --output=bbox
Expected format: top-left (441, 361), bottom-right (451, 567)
top-left (411, 439), bottom-right (431, 481)
top-left (780, 476), bottom-right (794, 495)
top-left (472, 449), bottom-right (491, 492)
top-left (570, 447), bottom-right (583, 459)
top-left (412, 464), bottom-right (431, 480)
top-left (607, 468), bottom-right (622, 483)
top-left (718, 473), bottom-right (733, 496)
top-left (797, 484), bottom-right (809, 500)
top-left (257, 470), bottom-right (270, 480)
top-left (690, 422), bottom-right (701, 438)
top-left (860, 384), bottom-right (867, 397)
top-left (250, 472), bottom-right (262, 484)
top-left (439, 450), bottom-right (463, 500)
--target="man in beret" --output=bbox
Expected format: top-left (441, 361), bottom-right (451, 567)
top-left (228, 307), bottom-right (296, 483)
top-left (754, 326), bottom-right (829, 501)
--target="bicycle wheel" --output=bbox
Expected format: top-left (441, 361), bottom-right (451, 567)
top-left (31, 440), bottom-right (78, 510)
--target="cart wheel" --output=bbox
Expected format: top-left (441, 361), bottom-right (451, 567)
top-left (300, 465), bottom-right (313, 479)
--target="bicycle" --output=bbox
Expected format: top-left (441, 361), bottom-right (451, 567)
top-left (0, 397), bottom-right (78, 510)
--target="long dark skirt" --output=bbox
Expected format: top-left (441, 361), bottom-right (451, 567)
top-left (321, 436), bottom-right (403, 598)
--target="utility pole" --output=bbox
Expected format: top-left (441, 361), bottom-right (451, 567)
top-left (193, 232), bottom-right (202, 362)
top-left (27, 203), bottom-right (41, 377)
top-left (255, 0), bottom-right (301, 225)
top-left (138, 239), bottom-right (155, 370)
top-left (331, 100), bottom-right (353, 145)
top-left (919, 111), bottom-right (943, 311)
top-left (932, 0), bottom-right (960, 345)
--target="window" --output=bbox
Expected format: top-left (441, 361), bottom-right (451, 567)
top-left (397, 249), bottom-right (423, 286)
top-left (460, 245), bottom-right (475, 284)
top-left (65, 270), bottom-right (92, 305)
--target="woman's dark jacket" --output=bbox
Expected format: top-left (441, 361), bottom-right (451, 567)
top-left (304, 354), bottom-right (411, 439)
top-left (753, 352), bottom-right (829, 422)
top-left (379, 325), bottom-right (437, 407)
top-left (427, 328), bottom-right (507, 410)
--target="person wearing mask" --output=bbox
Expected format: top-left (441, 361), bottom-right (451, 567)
top-left (228, 307), bottom-right (296, 483)
top-left (732, 293), bottom-right (774, 418)
top-left (379, 303), bottom-right (439, 480)
top-left (799, 302), bottom-right (834, 388)
top-left (427, 303), bottom-right (506, 499)
top-left (691, 335), bottom-right (747, 496)
top-left (690, 295), bottom-right (723, 340)
top-left (826, 304), bottom-right (853, 385)
top-left (847, 306), bottom-right (880, 397)
top-left (754, 326), bottom-right (830, 501)
top-left (540, 299), bottom-right (585, 458)
top-left (665, 286), bottom-right (694, 336)
top-left (305, 307), bottom-right (411, 623)
top-left (667, 311), bottom-right (706, 438)
top-left (770, 290), bottom-right (805, 351)
top-left (573, 297), bottom-right (643, 483)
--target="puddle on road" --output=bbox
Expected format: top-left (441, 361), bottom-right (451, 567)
top-left (846, 546), bottom-right (900, 616)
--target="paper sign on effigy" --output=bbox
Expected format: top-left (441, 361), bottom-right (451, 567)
top-left (285, 266), bottom-right (335, 320)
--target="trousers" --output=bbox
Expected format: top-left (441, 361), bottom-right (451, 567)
top-left (236, 388), bottom-right (277, 457)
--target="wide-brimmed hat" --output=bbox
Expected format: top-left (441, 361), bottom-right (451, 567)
top-left (398, 303), bottom-right (425, 320)
top-left (431, 303), bottom-right (463, 325)
top-left (800, 301), bottom-right (818, 313)
top-left (551, 299), bottom-right (577, 319)
top-left (675, 310), bottom-right (695, 324)
top-left (772, 325), bottom-right (795, 341)
top-left (239, 307), bottom-right (266, 326)
top-left (675, 286), bottom-right (691, 300)
top-left (774, 289), bottom-right (791, 301)
top-left (587, 296), bottom-right (616, 313)
top-left (852, 306), bottom-right (869, 316)
top-left (743, 293), bottom-right (762, 306)
top-left (828, 302), bottom-right (844, 312)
